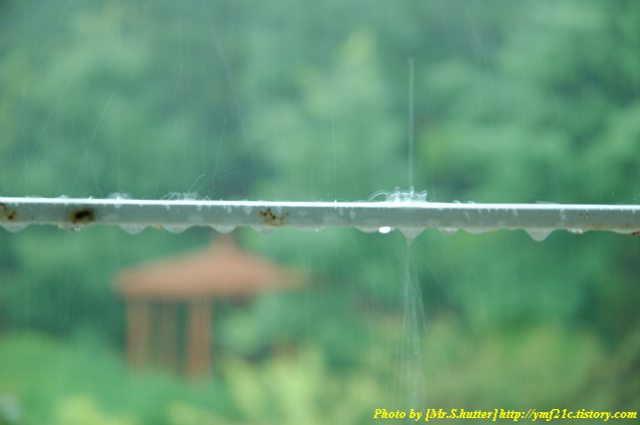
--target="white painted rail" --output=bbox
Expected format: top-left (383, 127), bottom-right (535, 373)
top-left (2, 197), bottom-right (640, 240)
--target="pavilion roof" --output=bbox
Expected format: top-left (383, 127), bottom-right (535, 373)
top-left (116, 236), bottom-right (304, 301)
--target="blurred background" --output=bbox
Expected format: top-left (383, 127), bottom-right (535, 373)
top-left (1, 0), bottom-right (640, 423)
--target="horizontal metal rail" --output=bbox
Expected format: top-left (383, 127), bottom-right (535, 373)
top-left (1, 197), bottom-right (640, 240)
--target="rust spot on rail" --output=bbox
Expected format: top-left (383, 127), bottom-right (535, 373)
top-left (259, 207), bottom-right (289, 227)
top-left (0, 203), bottom-right (17, 221)
top-left (70, 207), bottom-right (95, 223)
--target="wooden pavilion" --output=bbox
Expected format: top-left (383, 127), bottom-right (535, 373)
top-left (115, 235), bottom-right (302, 379)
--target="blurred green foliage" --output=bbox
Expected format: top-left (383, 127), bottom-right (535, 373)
top-left (0, 325), bottom-right (638, 424)
top-left (1, 0), bottom-right (640, 423)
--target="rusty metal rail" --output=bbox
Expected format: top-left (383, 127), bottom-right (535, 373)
top-left (2, 196), bottom-right (640, 240)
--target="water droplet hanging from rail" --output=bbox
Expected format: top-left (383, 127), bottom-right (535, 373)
top-left (212, 225), bottom-right (236, 234)
top-left (439, 227), bottom-right (459, 235)
top-left (462, 227), bottom-right (490, 234)
top-left (399, 227), bottom-right (423, 239)
top-left (356, 226), bottom-right (378, 234)
top-left (58, 224), bottom-right (86, 233)
top-left (163, 224), bottom-right (191, 234)
top-left (119, 224), bottom-right (146, 235)
top-left (1, 223), bottom-right (27, 233)
top-left (251, 225), bottom-right (277, 234)
top-left (525, 228), bottom-right (553, 241)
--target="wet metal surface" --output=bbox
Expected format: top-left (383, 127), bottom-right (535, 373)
top-left (1, 197), bottom-right (640, 237)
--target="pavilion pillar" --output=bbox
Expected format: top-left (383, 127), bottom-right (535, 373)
top-left (186, 301), bottom-right (212, 379)
top-left (158, 302), bottom-right (178, 373)
top-left (127, 300), bottom-right (150, 370)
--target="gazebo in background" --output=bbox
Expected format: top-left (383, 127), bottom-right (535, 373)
top-left (115, 235), bottom-right (303, 379)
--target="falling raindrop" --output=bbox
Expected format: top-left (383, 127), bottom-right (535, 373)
top-left (399, 239), bottom-right (425, 412)
top-left (386, 187), bottom-right (428, 203)
top-left (107, 192), bottom-right (131, 201)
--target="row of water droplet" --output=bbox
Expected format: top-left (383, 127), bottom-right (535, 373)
top-left (2, 221), bottom-right (625, 241)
